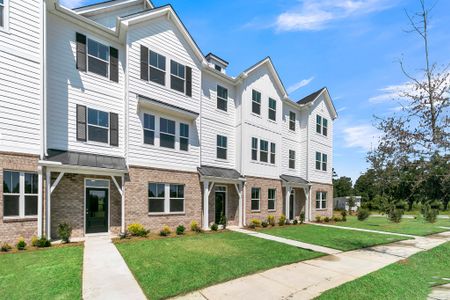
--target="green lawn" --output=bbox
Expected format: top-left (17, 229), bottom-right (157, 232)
top-left (115, 231), bottom-right (322, 299)
top-left (258, 224), bottom-right (408, 251)
top-left (0, 245), bottom-right (83, 299)
top-left (334, 216), bottom-right (450, 236)
top-left (318, 242), bottom-right (450, 300)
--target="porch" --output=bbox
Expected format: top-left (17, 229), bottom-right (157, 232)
top-left (280, 175), bottom-right (312, 222)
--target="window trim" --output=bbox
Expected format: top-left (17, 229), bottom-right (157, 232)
top-left (3, 171), bottom-right (38, 219)
top-left (252, 89), bottom-right (262, 115)
top-left (170, 60), bottom-right (186, 93)
top-left (143, 113), bottom-right (155, 145)
top-left (251, 137), bottom-right (258, 161)
top-left (216, 135), bottom-right (228, 160)
top-left (0, 0), bottom-right (9, 32)
top-left (251, 187), bottom-right (261, 212)
top-left (289, 150), bottom-right (296, 169)
top-left (289, 111), bottom-right (296, 131)
top-left (315, 151), bottom-right (328, 171)
top-left (268, 188), bottom-right (276, 211)
top-left (270, 142), bottom-right (276, 164)
top-left (149, 50), bottom-right (166, 86)
top-left (268, 98), bottom-right (277, 121)
top-left (316, 191), bottom-right (327, 210)
top-left (179, 123), bottom-right (189, 152)
top-left (86, 38), bottom-right (110, 78)
top-left (148, 183), bottom-right (185, 215)
top-left (159, 117), bottom-right (176, 149)
top-left (316, 114), bottom-right (329, 136)
top-left (259, 139), bottom-right (269, 163)
top-left (217, 85), bottom-right (228, 112)
top-left (87, 108), bottom-right (110, 145)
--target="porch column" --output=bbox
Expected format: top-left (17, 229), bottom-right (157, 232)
top-left (235, 182), bottom-right (243, 227)
top-left (37, 167), bottom-right (43, 238)
top-left (243, 182), bottom-right (247, 226)
top-left (121, 175), bottom-right (125, 233)
top-left (46, 169), bottom-right (51, 238)
top-left (202, 181), bottom-right (209, 229)
top-left (308, 186), bottom-right (313, 221)
top-left (304, 186), bottom-right (310, 222)
top-left (285, 186), bottom-right (292, 219)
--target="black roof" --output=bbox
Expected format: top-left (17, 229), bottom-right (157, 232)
top-left (46, 149), bottom-right (127, 171)
top-left (297, 87), bottom-right (326, 105)
top-left (138, 94), bottom-right (199, 116)
top-left (280, 174), bottom-right (309, 185)
top-left (205, 53), bottom-right (229, 66)
top-left (198, 166), bottom-right (243, 180)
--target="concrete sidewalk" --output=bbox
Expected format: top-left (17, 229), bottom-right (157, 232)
top-left (307, 222), bottom-right (417, 238)
top-left (175, 232), bottom-right (450, 300)
top-left (83, 234), bottom-right (146, 300)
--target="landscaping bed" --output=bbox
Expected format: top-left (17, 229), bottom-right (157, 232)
top-left (318, 242), bottom-right (450, 300)
top-left (0, 244), bottom-right (83, 299)
top-left (115, 230), bottom-right (322, 299)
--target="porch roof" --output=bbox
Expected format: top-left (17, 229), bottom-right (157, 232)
top-left (44, 149), bottom-right (127, 171)
top-left (280, 174), bottom-right (310, 186)
top-left (198, 166), bottom-right (245, 182)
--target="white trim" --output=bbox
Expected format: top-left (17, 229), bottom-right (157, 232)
top-left (250, 187), bottom-right (261, 212)
top-left (2, 171), bottom-right (38, 219)
top-left (148, 182), bottom-right (185, 215)
top-left (50, 172), bottom-right (65, 194)
top-left (202, 181), bottom-right (209, 229)
top-left (214, 185), bottom-right (227, 224)
top-left (268, 188), bottom-right (276, 212)
top-left (84, 178), bottom-right (111, 235)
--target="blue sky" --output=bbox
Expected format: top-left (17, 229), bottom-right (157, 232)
top-left (62, 0), bottom-right (450, 183)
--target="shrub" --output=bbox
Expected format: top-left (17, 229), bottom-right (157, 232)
top-left (127, 223), bottom-right (149, 237)
top-left (315, 215), bottom-right (322, 223)
top-left (333, 216), bottom-right (341, 222)
top-left (251, 219), bottom-right (262, 227)
top-left (278, 214), bottom-right (286, 226)
top-left (324, 216), bottom-right (330, 223)
top-left (261, 221), bottom-right (269, 228)
top-left (293, 219), bottom-right (298, 225)
top-left (190, 220), bottom-right (202, 232)
top-left (210, 223), bottom-right (218, 231)
top-left (341, 211), bottom-right (347, 222)
top-left (300, 212), bottom-right (305, 224)
top-left (357, 208), bottom-right (370, 221)
top-left (159, 225), bottom-right (171, 237)
top-left (1, 242), bottom-right (12, 252)
top-left (347, 196), bottom-right (356, 214)
top-left (386, 199), bottom-right (407, 223)
top-left (421, 200), bottom-right (442, 223)
top-left (267, 215), bottom-right (275, 226)
top-left (57, 223), bottom-right (73, 243)
top-left (31, 236), bottom-right (39, 247)
top-left (176, 225), bottom-right (186, 235)
top-left (219, 213), bottom-right (228, 229)
top-left (16, 237), bottom-right (26, 250)
top-left (32, 236), bottom-right (51, 248)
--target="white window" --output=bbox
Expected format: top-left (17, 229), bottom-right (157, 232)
top-left (3, 171), bottom-right (38, 218)
top-left (252, 90), bottom-right (261, 115)
top-left (149, 50), bottom-right (166, 86)
top-left (316, 115), bottom-right (328, 136)
top-left (268, 98), bottom-right (276, 121)
top-left (0, 0), bottom-right (5, 29)
top-left (268, 188), bottom-right (276, 211)
top-left (216, 135), bottom-right (227, 160)
top-left (148, 183), bottom-right (184, 214)
top-left (315, 152), bottom-right (328, 171)
top-left (170, 60), bottom-right (185, 93)
top-left (88, 108), bottom-right (109, 144)
top-left (289, 111), bottom-right (296, 131)
top-left (270, 142), bottom-right (276, 164)
top-left (180, 123), bottom-right (189, 151)
top-left (251, 137), bottom-right (258, 161)
top-left (160, 117), bottom-right (176, 149)
top-left (251, 187), bottom-right (260, 211)
top-left (316, 191), bottom-right (327, 209)
top-left (260, 140), bottom-right (268, 163)
top-left (87, 39), bottom-right (109, 78)
top-left (217, 85), bottom-right (228, 111)
top-left (289, 150), bottom-right (296, 169)
top-left (143, 113), bottom-right (155, 145)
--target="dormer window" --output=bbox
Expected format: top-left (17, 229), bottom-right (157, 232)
top-left (215, 65), bottom-right (222, 72)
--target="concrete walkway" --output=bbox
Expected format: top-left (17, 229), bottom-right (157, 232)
top-left (307, 222), bottom-right (417, 238)
top-left (176, 231), bottom-right (450, 300)
top-left (428, 283), bottom-right (450, 300)
top-left (83, 234), bottom-right (146, 300)
top-left (229, 227), bottom-right (341, 255)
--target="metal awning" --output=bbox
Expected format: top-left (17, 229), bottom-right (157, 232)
top-left (138, 95), bottom-right (199, 120)
top-left (280, 174), bottom-right (310, 187)
top-left (198, 166), bottom-right (245, 183)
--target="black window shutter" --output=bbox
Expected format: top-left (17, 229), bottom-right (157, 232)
top-left (110, 47), bottom-right (119, 83)
top-left (110, 113), bottom-right (119, 147)
top-left (140, 45), bottom-right (149, 81)
top-left (76, 33), bottom-right (87, 71)
top-left (76, 105), bottom-right (87, 141)
top-left (186, 66), bottom-right (192, 97)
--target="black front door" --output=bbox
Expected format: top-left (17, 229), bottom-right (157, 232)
top-left (289, 192), bottom-right (295, 220)
top-left (215, 191), bottom-right (226, 224)
top-left (86, 188), bottom-right (108, 234)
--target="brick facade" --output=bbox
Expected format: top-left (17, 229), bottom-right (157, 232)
top-left (125, 166), bottom-right (202, 232)
top-left (310, 182), bottom-right (334, 218)
top-left (0, 152), bottom-right (39, 243)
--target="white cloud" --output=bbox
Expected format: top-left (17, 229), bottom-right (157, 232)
top-left (368, 82), bottom-right (412, 104)
top-left (275, 0), bottom-right (396, 32)
top-left (343, 125), bottom-right (380, 151)
top-left (337, 106), bottom-right (347, 112)
top-left (287, 76), bottom-right (314, 94)
top-left (59, 0), bottom-right (87, 8)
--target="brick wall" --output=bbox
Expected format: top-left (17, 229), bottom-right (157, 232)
top-left (125, 166), bottom-right (202, 232)
top-left (0, 152), bottom-right (39, 243)
top-left (310, 182), bottom-right (334, 218)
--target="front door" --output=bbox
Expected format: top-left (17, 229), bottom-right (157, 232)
top-left (289, 191), bottom-right (295, 220)
top-left (215, 190), bottom-right (226, 224)
top-left (86, 188), bottom-right (108, 234)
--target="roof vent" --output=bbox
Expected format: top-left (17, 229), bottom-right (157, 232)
top-left (205, 53), bottom-right (229, 74)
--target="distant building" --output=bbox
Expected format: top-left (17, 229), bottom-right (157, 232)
top-left (334, 196), bottom-right (361, 211)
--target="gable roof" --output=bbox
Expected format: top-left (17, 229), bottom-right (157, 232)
top-left (297, 87), bottom-right (338, 119)
top-left (297, 87), bottom-right (326, 105)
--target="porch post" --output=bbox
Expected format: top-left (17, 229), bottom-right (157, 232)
top-left (308, 186), bottom-right (313, 221)
top-left (243, 182), bottom-right (247, 226)
top-left (235, 182), bottom-right (243, 227)
top-left (202, 181), bottom-right (209, 229)
top-left (304, 186), bottom-right (310, 222)
top-left (121, 175), bottom-right (125, 233)
top-left (37, 167), bottom-right (43, 238)
top-left (285, 186), bottom-right (291, 219)
top-left (46, 169), bottom-right (51, 239)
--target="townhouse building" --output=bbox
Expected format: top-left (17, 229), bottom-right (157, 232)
top-left (0, 0), bottom-right (337, 242)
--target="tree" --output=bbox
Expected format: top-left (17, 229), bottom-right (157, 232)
top-left (354, 169), bottom-right (379, 207)
top-left (368, 0), bottom-right (449, 205)
top-left (333, 176), bottom-right (353, 197)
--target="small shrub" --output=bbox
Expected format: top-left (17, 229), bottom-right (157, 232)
top-left (333, 216), bottom-right (341, 222)
top-left (210, 223), bottom-right (218, 231)
top-left (1, 242), bottom-right (12, 252)
top-left (31, 236), bottom-right (39, 247)
top-left (341, 211), bottom-right (347, 222)
top-left (176, 225), bottom-right (186, 235)
top-left (315, 215), bottom-right (322, 223)
top-left (324, 216), bottom-right (330, 223)
top-left (159, 225), bottom-right (171, 237)
top-left (386, 200), bottom-right (407, 223)
top-left (299, 212), bottom-right (305, 224)
top-left (251, 219), bottom-right (261, 227)
top-left (278, 214), bottom-right (286, 226)
top-left (16, 237), bottom-right (26, 250)
top-left (267, 215), bottom-right (275, 226)
top-left (219, 213), bottom-right (228, 229)
top-left (357, 208), bottom-right (370, 221)
top-left (421, 200), bottom-right (442, 223)
top-left (293, 219), bottom-right (298, 225)
top-left (127, 223), bottom-right (149, 237)
top-left (57, 223), bottom-right (73, 243)
top-left (190, 220), bottom-right (202, 232)
top-left (33, 236), bottom-right (51, 248)
top-left (261, 221), bottom-right (269, 228)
